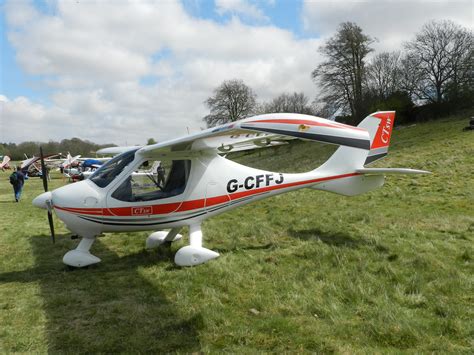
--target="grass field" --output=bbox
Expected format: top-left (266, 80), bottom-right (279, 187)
top-left (0, 112), bottom-right (473, 353)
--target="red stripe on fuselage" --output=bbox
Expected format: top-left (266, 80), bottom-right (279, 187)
top-left (54, 206), bottom-right (104, 215)
top-left (54, 173), bottom-right (360, 217)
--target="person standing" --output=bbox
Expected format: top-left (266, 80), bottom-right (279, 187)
top-left (156, 162), bottom-right (166, 188)
top-left (9, 166), bottom-right (25, 202)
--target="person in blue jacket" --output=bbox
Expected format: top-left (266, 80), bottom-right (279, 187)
top-left (10, 166), bottom-right (25, 202)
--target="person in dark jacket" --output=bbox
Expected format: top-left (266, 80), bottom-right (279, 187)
top-left (11, 166), bottom-right (25, 202)
top-left (157, 163), bottom-right (166, 188)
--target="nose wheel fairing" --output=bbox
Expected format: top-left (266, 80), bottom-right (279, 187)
top-left (63, 237), bottom-right (101, 268)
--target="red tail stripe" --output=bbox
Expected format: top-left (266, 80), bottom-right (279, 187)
top-left (371, 112), bottom-right (395, 149)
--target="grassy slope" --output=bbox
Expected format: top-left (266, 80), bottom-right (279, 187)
top-left (0, 112), bottom-right (473, 353)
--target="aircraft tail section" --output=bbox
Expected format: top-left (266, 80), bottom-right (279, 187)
top-left (315, 111), bottom-right (395, 175)
top-left (312, 111), bottom-right (430, 196)
top-left (311, 174), bottom-right (385, 196)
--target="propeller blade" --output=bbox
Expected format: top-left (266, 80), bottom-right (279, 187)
top-left (41, 147), bottom-right (55, 243)
top-left (47, 210), bottom-right (55, 244)
top-left (39, 146), bottom-right (48, 192)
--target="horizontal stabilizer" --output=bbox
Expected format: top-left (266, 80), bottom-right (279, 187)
top-left (356, 168), bottom-right (430, 175)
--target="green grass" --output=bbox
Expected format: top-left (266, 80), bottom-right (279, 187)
top-left (1, 112), bottom-right (473, 353)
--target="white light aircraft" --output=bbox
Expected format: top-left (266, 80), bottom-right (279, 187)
top-left (60, 152), bottom-right (82, 169)
top-left (33, 111), bottom-right (429, 268)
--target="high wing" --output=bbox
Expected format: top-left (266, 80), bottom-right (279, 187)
top-left (21, 154), bottom-right (61, 169)
top-left (138, 113), bottom-right (370, 159)
top-left (21, 156), bottom-right (40, 169)
top-left (96, 146), bottom-right (142, 155)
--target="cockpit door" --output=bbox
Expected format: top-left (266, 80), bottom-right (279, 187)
top-left (104, 159), bottom-right (190, 219)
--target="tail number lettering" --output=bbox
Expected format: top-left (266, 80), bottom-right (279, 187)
top-left (227, 174), bottom-right (284, 193)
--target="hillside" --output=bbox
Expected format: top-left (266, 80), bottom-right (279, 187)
top-left (0, 112), bottom-right (473, 353)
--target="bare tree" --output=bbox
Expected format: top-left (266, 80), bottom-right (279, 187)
top-left (404, 20), bottom-right (473, 103)
top-left (397, 54), bottom-right (425, 102)
top-left (312, 22), bottom-right (374, 123)
top-left (261, 92), bottom-right (314, 114)
top-left (366, 51), bottom-right (402, 99)
top-left (203, 79), bottom-right (257, 127)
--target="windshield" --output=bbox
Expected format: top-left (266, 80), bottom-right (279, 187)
top-left (89, 149), bottom-right (138, 188)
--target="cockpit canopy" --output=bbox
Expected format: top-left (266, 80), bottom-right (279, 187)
top-left (89, 149), bottom-right (138, 188)
top-left (89, 148), bottom-right (191, 202)
top-left (111, 159), bottom-right (191, 202)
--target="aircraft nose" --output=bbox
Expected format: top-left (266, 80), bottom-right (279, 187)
top-left (33, 191), bottom-right (52, 209)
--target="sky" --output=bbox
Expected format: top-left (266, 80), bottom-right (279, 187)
top-left (0, 0), bottom-right (472, 145)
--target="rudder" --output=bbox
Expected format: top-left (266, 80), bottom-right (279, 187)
top-left (358, 111), bottom-right (395, 165)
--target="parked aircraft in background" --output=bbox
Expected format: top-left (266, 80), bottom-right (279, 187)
top-left (0, 156), bottom-right (11, 171)
top-left (21, 153), bottom-right (62, 177)
top-left (33, 111), bottom-right (429, 268)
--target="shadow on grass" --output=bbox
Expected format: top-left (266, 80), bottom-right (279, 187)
top-left (289, 227), bottom-right (362, 248)
top-left (214, 242), bottom-right (276, 254)
top-left (0, 234), bottom-right (202, 352)
top-left (289, 227), bottom-right (389, 253)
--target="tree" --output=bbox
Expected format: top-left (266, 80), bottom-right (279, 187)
top-left (397, 54), bottom-right (425, 102)
top-left (147, 138), bottom-right (157, 145)
top-left (0, 138), bottom-right (116, 160)
top-left (260, 92), bottom-right (315, 115)
top-left (366, 51), bottom-right (402, 99)
top-left (404, 20), bottom-right (473, 104)
top-left (312, 22), bottom-right (374, 124)
top-left (203, 79), bottom-right (257, 127)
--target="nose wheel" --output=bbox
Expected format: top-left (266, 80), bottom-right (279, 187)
top-left (63, 236), bottom-right (101, 268)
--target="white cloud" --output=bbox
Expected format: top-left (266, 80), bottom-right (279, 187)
top-left (215, 0), bottom-right (269, 22)
top-left (2, 0), bottom-right (321, 144)
top-left (4, 0), bottom-right (39, 27)
top-left (302, 0), bottom-right (473, 52)
top-left (2, 0), bottom-right (470, 145)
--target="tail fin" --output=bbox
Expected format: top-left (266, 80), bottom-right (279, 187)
top-left (358, 111), bottom-right (395, 165)
top-left (315, 111), bottom-right (395, 175)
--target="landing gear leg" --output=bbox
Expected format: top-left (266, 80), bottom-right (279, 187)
top-left (63, 236), bottom-right (101, 267)
top-left (174, 222), bottom-right (219, 266)
top-left (146, 228), bottom-right (183, 249)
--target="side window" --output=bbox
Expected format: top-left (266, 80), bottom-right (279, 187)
top-left (111, 160), bottom-right (191, 202)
